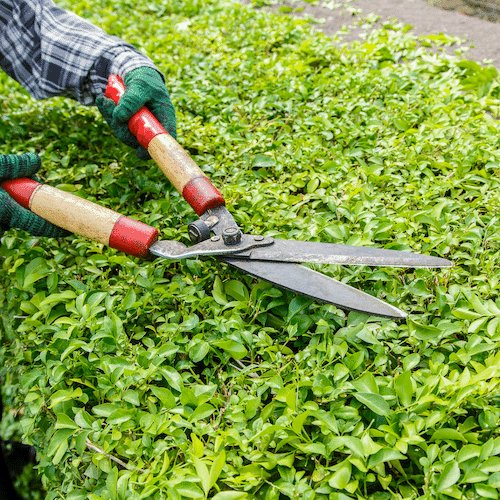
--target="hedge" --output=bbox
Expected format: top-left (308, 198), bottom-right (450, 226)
top-left (0, 0), bottom-right (499, 498)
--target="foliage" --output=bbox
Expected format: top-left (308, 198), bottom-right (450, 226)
top-left (0, 0), bottom-right (499, 498)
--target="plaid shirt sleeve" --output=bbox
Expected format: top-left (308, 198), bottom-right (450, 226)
top-left (0, 0), bottom-right (158, 104)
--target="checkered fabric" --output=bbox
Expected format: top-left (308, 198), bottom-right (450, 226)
top-left (0, 0), bottom-right (157, 104)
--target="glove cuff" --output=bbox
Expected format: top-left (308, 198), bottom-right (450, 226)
top-left (110, 50), bottom-right (161, 81)
top-left (91, 45), bottom-right (160, 101)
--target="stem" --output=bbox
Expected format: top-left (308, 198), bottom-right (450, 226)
top-left (85, 439), bottom-right (147, 473)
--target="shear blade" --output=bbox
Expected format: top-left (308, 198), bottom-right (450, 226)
top-left (150, 238), bottom-right (452, 268)
top-left (222, 258), bottom-right (407, 319)
top-left (237, 239), bottom-right (453, 268)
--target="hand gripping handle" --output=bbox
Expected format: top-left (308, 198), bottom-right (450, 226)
top-left (105, 75), bottom-right (225, 215)
top-left (1, 178), bottom-right (158, 258)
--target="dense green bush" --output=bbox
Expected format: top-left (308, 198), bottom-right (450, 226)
top-left (0, 0), bottom-right (499, 498)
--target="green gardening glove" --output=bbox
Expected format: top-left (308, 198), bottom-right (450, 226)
top-left (96, 67), bottom-right (176, 159)
top-left (0, 153), bottom-right (67, 237)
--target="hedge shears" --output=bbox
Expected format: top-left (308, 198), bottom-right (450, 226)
top-left (2, 76), bottom-right (452, 318)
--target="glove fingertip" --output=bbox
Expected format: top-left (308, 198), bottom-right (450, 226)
top-left (149, 106), bottom-right (177, 139)
top-left (45, 225), bottom-right (70, 238)
top-left (96, 95), bottom-right (116, 117)
top-left (113, 94), bottom-right (143, 123)
top-left (167, 125), bottom-right (177, 140)
top-left (23, 152), bottom-right (41, 169)
top-left (114, 124), bottom-right (140, 149)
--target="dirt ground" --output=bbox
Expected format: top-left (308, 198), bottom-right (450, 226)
top-left (430, 0), bottom-right (500, 22)
top-left (245, 0), bottom-right (499, 66)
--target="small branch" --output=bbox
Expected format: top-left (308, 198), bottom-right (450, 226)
top-left (85, 439), bottom-right (147, 473)
top-left (231, 360), bottom-right (259, 377)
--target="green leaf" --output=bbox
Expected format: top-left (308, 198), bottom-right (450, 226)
top-left (175, 482), bottom-right (205, 499)
top-left (54, 413), bottom-right (79, 430)
top-left (457, 444), bottom-right (481, 463)
top-left (92, 404), bottom-right (121, 417)
top-left (209, 451), bottom-right (226, 493)
top-left (150, 386), bottom-right (176, 409)
top-left (452, 308), bottom-right (483, 320)
top-left (190, 403), bottom-right (215, 421)
top-left (49, 388), bottom-right (82, 408)
top-left (189, 340), bottom-right (210, 362)
top-left (213, 277), bottom-right (227, 305)
top-left (402, 353), bottom-right (421, 371)
top-left (22, 258), bottom-right (50, 288)
top-left (211, 493), bottom-right (248, 500)
top-left (431, 429), bottom-right (467, 443)
top-left (123, 389), bottom-right (141, 406)
top-left (394, 371), bottom-right (413, 406)
top-left (298, 442), bottom-right (327, 457)
top-left (276, 386), bottom-right (297, 410)
top-left (353, 393), bottom-right (391, 416)
top-left (252, 153), bottom-right (276, 168)
top-left (194, 458), bottom-right (211, 495)
top-left (224, 280), bottom-right (249, 302)
top-left (408, 319), bottom-right (441, 341)
top-left (39, 290), bottom-right (77, 309)
top-left (351, 372), bottom-right (378, 394)
top-left (122, 288), bottom-right (137, 309)
top-left (368, 448), bottom-right (406, 467)
top-left (212, 339), bottom-right (248, 360)
top-left (47, 429), bottom-right (73, 465)
top-left (106, 467), bottom-right (118, 498)
top-left (161, 366), bottom-right (183, 392)
top-left (192, 434), bottom-right (204, 458)
top-left (107, 409), bottom-right (134, 425)
top-left (474, 484), bottom-right (499, 499)
top-left (328, 461), bottom-right (352, 489)
top-left (436, 461), bottom-right (461, 492)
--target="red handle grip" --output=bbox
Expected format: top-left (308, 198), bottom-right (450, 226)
top-left (105, 75), bottom-right (225, 216)
top-left (1, 178), bottom-right (158, 258)
top-left (105, 75), bottom-right (167, 149)
top-left (1, 178), bottom-right (40, 208)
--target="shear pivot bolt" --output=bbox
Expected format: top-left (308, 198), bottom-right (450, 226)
top-left (188, 220), bottom-right (211, 243)
top-left (222, 226), bottom-right (242, 246)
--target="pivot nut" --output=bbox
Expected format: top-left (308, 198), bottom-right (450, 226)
top-left (222, 226), bottom-right (242, 245)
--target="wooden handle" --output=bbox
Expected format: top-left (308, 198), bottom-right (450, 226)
top-left (105, 75), bottom-right (225, 215)
top-left (1, 178), bottom-right (158, 258)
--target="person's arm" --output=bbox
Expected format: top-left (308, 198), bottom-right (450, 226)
top-left (0, 0), bottom-right (156, 104)
top-left (0, 0), bottom-right (176, 156)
